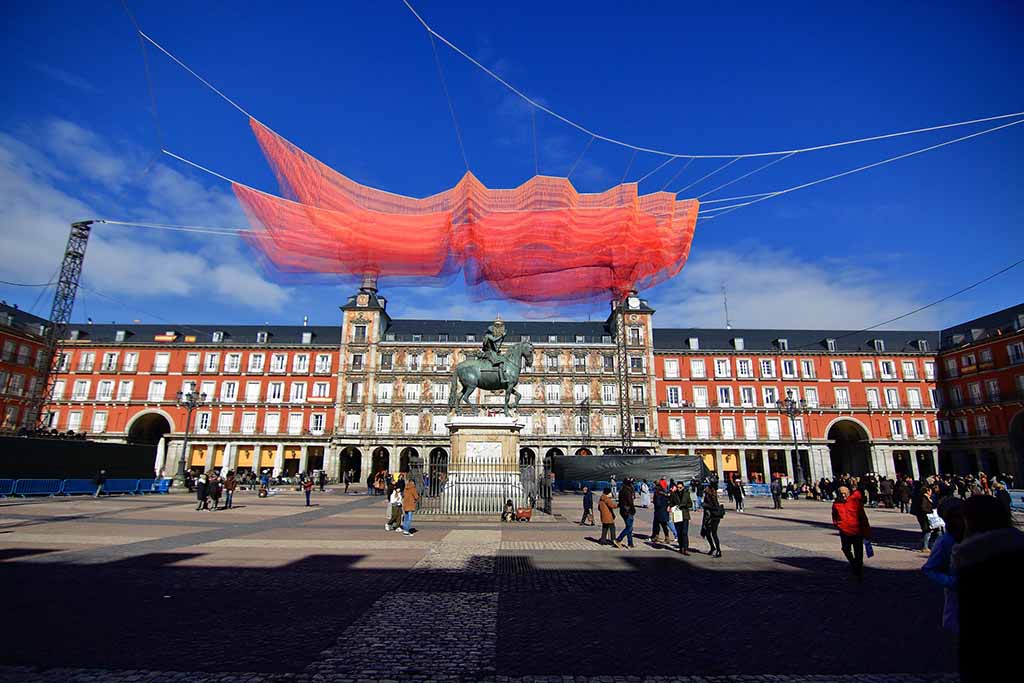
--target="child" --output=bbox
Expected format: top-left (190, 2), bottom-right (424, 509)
top-left (502, 499), bottom-right (515, 522)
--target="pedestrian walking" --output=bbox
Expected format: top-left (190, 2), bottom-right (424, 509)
top-left (223, 470), bottom-right (237, 509)
top-left (303, 475), bottom-right (314, 506)
top-left (195, 472), bottom-right (209, 511)
top-left (578, 486), bottom-right (595, 526)
top-left (952, 494), bottom-right (1024, 683)
top-left (93, 469), bottom-right (106, 498)
top-left (639, 480), bottom-right (651, 508)
top-left (609, 475), bottom-right (618, 497)
top-left (831, 485), bottom-right (870, 577)
top-left (700, 487), bottom-right (724, 557)
top-left (650, 483), bottom-right (671, 543)
top-left (669, 482), bottom-right (692, 555)
top-left (597, 487), bottom-right (619, 546)
top-left (615, 478), bottom-right (637, 548)
top-left (208, 472), bottom-right (222, 511)
top-left (769, 476), bottom-right (783, 509)
top-left (913, 483), bottom-right (941, 552)
top-left (898, 477), bottom-right (912, 513)
top-left (922, 497), bottom-right (965, 633)
top-left (734, 478), bottom-right (746, 512)
top-left (319, 469), bottom-right (327, 492)
top-left (385, 481), bottom-right (404, 531)
top-left (401, 479), bottom-right (419, 535)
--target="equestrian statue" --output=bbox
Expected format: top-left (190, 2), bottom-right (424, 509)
top-left (448, 317), bottom-right (534, 416)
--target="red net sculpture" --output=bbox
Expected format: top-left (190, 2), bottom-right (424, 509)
top-left (236, 118), bottom-right (699, 305)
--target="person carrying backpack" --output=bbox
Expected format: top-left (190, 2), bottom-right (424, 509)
top-left (701, 487), bottom-right (725, 557)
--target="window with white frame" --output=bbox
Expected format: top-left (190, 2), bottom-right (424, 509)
top-left (147, 380), bottom-right (166, 401)
top-left (976, 415), bottom-right (989, 435)
top-left (602, 415), bottom-right (618, 436)
top-left (288, 413), bottom-right (303, 435)
top-left (573, 355), bottom-right (586, 371)
top-left (545, 384), bottom-right (561, 402)
top-left (51, 379), bottom-right (65, 401)
top-left (1009, 342), bottom-right (1024, 365)
top-left (666, 386), bottom-right (681, 407)
top-left (67, 411), bottom-right (82, 432)
top-left (912, 419), bottom-right (928, 439)
top-left (256, 331), bottom-right (269, 344)
top-left (203, 353), bottom-right (219, 372)
top-left (521, 415), bottom-right (534, 435)
top-left (781, 359), bottom-right (797, 378)
top-left (985, 378), bottom-right (1000, 401)
top-left (270, 353), bottom-right (287, 373)
top-left (72, 379), bottom-right (90, 400)
top-left (961, 353), bottom-right (976, 368)
top-left (631, 384), bottom-right (645, 403)
top-left (668, 417), bottom-right (684, 439)
top-left (546, 415), bottom-right (561, 434)
top-left (834, 387), bottom-right (850, 409)
top-left (241, 413), bottom-right (257, 434)
top-left (91, 411), bottom-right (107, 433)
top-left (6, 373), bottom-right (23, 396)
top-left (831, 360), bottom-right (847, 379)
top-left (736, 358), bottom-right (753, 378)
top-left (602, 384), bottom-right (616, 403)
top-left (96, 380), bottom-right (114, 401)
top-left (968, 382), bottom-right (982, 404)
top-left (347, 381), bottom-right (363, 402)
top-left (196, 412), bottom-right (211, 433)
top-left (717, 386), bottom-right (732, 407)
top-left (628, 327), bottom-right (642, 345)
top-left (353, 325), bottom-right (367, 343)
top-left (861, 360), bottom-right (875, 380)
top-left (804, 387), bottom-right (818, 407)
top-left (800, 359), bottom-right (815, 378)
top-left (603, 355), bottom-right (614, 372)
top-left (793, 418), bottom-right (805, 440)
top-left (762, 386), bottom-right (779, 406)
top-left (759, 359), bottom-right (776, 378)
top-left (345, 414), bottom-right (360, 434)
top-left (866, 388), bottom-right (880, 408)
top-left (407, 353), bottom-right (422, 371)
top-left (248, 353), bottom-right (265, 373)
top-left (573, 383), bottom-right (589, 402)
top-left (184, 352), bottom-right (200, 373)
top-left (546, 355), bottom-right (559, 372)
top-left (315, 353), bottom-right (331, 373)
top-left (632, 416), bottom-right (646, 434)
top-left (377, 382), bottom-right (392, 403)
top-left (376, 413), bottom-right (389, 434)
top-left (629, 356), bottom-right (644, 373)
top-left (954, 417), bottom-right (968, 435)
top-left (435, 353), bottom-right (450, 371)
top-left (224, 353), bottom-right (242, 373)
top-left (980, 348), bottom-right (993, 364)
top-left (937, 419), bottom-right (950, 436)
top-left (405, 382), bottom-right (421, 402)
top-left (907, 388), bottom-right (922, 408)
top-left (951, 385), bottom-right (963, 406)
top-left (664, 359), bottom-right (679, 378)
top-left (576, 415), bottom-right (589, 435)
top-left (690, 359), bottom-right (706, 378)
top-left (290, 382), bottom-right (307, 403)
top-left (885, 388), bottom-right (900, 408)
top-left (924, 361), bottom-right (935, 380)
top-left (312, 382), bottom-right (330, 399)
top-left (766, 418), bottom-right (781, 440)
top-left (78, 352), bottom-right (95, 371)
top-left (212, 380), bottom-right (235, 402)
top-left (743, 417), bottom-right (758, 440)
top-left (245, 381), bottom-right (261, 402)
top-left (714, 358), bottom-right (731, 378)
top-left (56, 352), bottom-right (71, 372)
top-left (292, 353), bottom-right (309, 373)
top-left (152, 353), bottom-right (170, 373)
top-left (901, 360), bottom-right (917, 380)
top-left (693, 386), bottom-right (708, 408)
top-left (217, 413), bottom-right (233, 434)
top-left (890, 419), bottom-right (905, 440)
top-left (432, 415), bottom-right (447, 434)
top-left (118, 352), bottom-right (135, 372)
top-left (101, 352), bottom-right (118, 371)
top-left (930, 388), bottom-right (940, 407)
top-left (267, 381), bottom-right (284, 403)
top-left (721, 417), bottom-right (736, 440)
top-left (880, 360), bottom-right (897, 380)
top-left (696, 417), bottom-right (711, 439)
top-left (309, 413), bottom-right (325, 435)
top-left (740, 386), bottom-right (756, 407)
top-left (944, 358), bottom-right (958, 377)
top-left (432, 382), bottom-right (450, 404)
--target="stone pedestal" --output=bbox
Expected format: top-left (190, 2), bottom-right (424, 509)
top-left (445, 415), bottom-right (525, 513)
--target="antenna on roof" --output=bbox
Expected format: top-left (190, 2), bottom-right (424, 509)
top-left (721, 283), bottom-right (733, 330)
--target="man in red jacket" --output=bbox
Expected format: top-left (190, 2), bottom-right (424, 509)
top-left (832, 485), bottom-right (871, 577)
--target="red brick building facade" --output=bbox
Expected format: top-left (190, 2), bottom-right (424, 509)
top-left (0, 303), bottom-right (48, 431)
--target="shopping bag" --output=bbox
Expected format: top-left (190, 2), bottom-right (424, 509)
top-left (671, 507), bottom-right (685, 523)
top-left (926, 511), bottom-right (945, 530)
top-left (865, 540), bottom-right (874, 558)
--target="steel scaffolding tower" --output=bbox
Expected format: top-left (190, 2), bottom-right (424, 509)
top-left (614, 300), bottom-right (632, 448)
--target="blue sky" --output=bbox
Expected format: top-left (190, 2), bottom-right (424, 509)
top-left (2, 0), bottom-right (1021, 330)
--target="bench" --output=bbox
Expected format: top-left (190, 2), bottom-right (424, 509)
top-left (13, 479), bottom-right (63, 497)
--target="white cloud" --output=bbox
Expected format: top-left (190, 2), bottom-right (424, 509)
top-left (29, 62), bottom-right (101, 94)
top-left (0, 118), bottom-right (289, 312)
top-left (649, 245), bottom-right (942, 330)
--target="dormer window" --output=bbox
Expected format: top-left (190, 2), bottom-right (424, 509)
top-left (438, 333), bottom-right (449, 342)
top-left (521, 335), bottom-right (531, 342)
top-left (115, 330), bottom-right (127, 342)
top-left (548, 335), bottom-right (558, 343)
top-left (775, 338), bottom-right (789, 351)
top-left (687, 337), bottom-right (699, 351)
top-left (872, 339), bottom-right (885, 352)
top-left (575, 335), bottom-right (585, 343)
top-left (412, 334), bottom-right (422, 342)
top-left (386, 333), bottom-right (395, 341)
top-left (69, 330), bottom-right (80, 341)
top-left (466, 334), bottom-right (475, 342)
top-left (212, 331), bottom-right (224, 343)
top-left (732, 337), bottom-right (744, 350)
top-left (301, 331), bottom-right (313, 344)
top-left (916, 339), bottom-right (929, 352)
top-left (256, 331), bottom-right (269, 344)
top-left (825, 338), bottom-right (837, 352)
top-left (602, 335), bottom-right (612, 343)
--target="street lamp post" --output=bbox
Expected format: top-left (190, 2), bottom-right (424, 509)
top-left (777, 390), bottom-right (809, 485)
top-left (174, 389), bottom-right (207, 488)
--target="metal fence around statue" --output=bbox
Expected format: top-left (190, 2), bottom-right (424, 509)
top-left (408, 455), bottom-right (551, 515)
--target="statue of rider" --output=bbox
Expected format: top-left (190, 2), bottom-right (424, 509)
top-left (479, 317), bottom-right (507, 384)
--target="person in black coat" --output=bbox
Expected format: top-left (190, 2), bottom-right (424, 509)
top-left (579, 486), bottom-right (595, 526)
top-left (651, 484), bottom-right (671, 543)
top-left (669, 483), bottom-right (692, 554)
top-left (615, 478), bottom-right (637, 548)
top-left (770, 477), bottom-right (783, 509)
top-left (195, 473), bottom-right (209, 511)
top-left (701, 487), bottom-right (725, 557)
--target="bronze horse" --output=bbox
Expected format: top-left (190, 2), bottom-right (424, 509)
top-left (448, 341), bottom-right (534, 416)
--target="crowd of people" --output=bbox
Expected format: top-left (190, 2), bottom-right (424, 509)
top-left (377, 472), bottom-right (419, 535)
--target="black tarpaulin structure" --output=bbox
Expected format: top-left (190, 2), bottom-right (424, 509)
top-left (552, 455), bottom-right (709, 484)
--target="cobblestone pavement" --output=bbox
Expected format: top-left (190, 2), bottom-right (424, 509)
top-left (0, 490), bottom-right (960, 681)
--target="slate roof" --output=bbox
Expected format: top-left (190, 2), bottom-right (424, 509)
top-left (58, 323), bottom-right (342, 346)
top-left (938, 302), bottom-right (1024, 350)
top-left (651, 327), bottom-right (940, 354)
top-left (0, 302), bottom-right (49, 339)
top-left (383, 319), bottom-right (614, 344)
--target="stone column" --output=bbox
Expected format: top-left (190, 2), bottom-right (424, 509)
top-left (909, 447), bottom-right (920, 480)
top-left (324, 445), bottom-right (340, 481)
top-left (389, 444), bottom-right (401, 472)
top-left (273, 444), bottom-right (285, 477)
top-left (714, 448), bottom-right (725, 484)
top-left (761, 450), bottom-right (772, 482)
top-left (299, 445), bottom-right (309, 475)
top-left (737, 449), bottom-right (748, 482)
top-left (204, 443), bottom-right (217, 472)
top-left (360, 449), bottom-right (373, 484)
top-left (223, 443), bottom-right (238, 473)
top-left (870, 444), bottom-right (889, 476)
top-left (814, 446), bottom-right (834, 481)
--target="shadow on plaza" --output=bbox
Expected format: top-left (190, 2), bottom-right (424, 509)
top-left (0, 545), bottom-right (956, 678)
top-left (738, 508), bottom-right (928, 549)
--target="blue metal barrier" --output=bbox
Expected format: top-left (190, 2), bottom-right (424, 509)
top-left (14, 479), bottom-right (63, 496)
top-left (61, 479), bottom-right (97, 495)
top-left (102, 479), bottom-right (141, 495)
top-left (0, 479), bottom-right (15, 497)
top-left (137, 478), bottom-right (156, 493)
